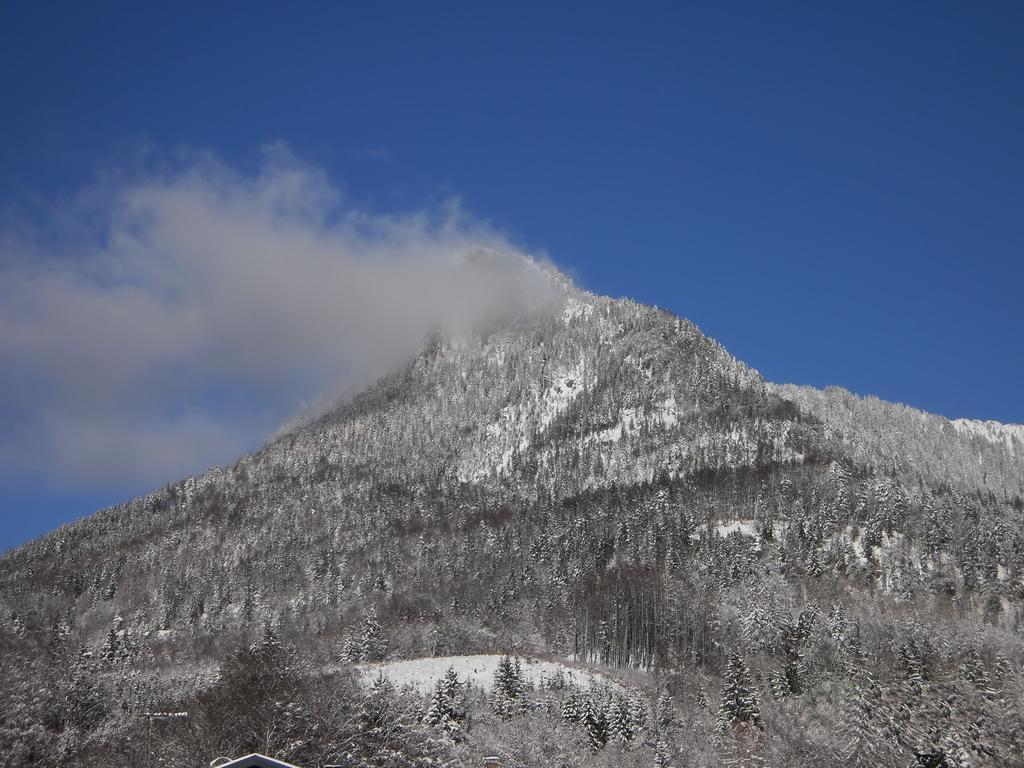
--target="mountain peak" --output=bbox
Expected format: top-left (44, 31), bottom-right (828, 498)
top-left (4, 278), bottom-right (1024, 767)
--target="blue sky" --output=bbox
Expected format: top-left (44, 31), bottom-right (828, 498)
top-left (1, 2), bottom-right (1022, 550)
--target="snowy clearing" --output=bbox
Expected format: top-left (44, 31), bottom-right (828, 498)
top-left (352, 654), bottom-right (614, 694)
top-left (690, 519), bottom-right (759, 539)
top-left (713, 520), bottom-right (758, 538)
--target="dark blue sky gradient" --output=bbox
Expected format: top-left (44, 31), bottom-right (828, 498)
top-left (1, 2), bottom-right (1022, 549)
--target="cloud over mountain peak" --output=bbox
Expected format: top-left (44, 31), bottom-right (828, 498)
top-left (0, 146), bottom-right (557, 489)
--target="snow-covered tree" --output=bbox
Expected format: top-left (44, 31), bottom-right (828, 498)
top-left (627, 690), bottom-right (648, 737)
top-left (655, 685), bottom-right (674, 729)
top-left (582, 693), bottom-right (608, 750)
top-left (342, 609), bottom-right (388, 663)
top-left (653, 739), bottom-right (674, 768)
top-left (719, 653), bottom-right (762, 732)
top-left (606, 695), bottom-right (631, 744)
top-left (490, 655), bottom-right (526, 719)
top-left (561, 689), bottom-right (582, 724)
top-left (423, 666), bottom-right (467, 739)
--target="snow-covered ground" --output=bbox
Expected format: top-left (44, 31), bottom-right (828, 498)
top-left (689, 519), bottom-right (759, 539)
top-left (587, 398), bottom-right (679, 446)
top-left (539, 364), bottom-right (587, 429)
top-left (353, 654), bottom-right (613, 693)
top-left (951, 418), bottom-right (1024, 457)
top-left (713, 520), bottom-right (758, 538)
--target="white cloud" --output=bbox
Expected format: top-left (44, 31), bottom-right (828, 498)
top-left (0, 146), bottom-right (559, 489)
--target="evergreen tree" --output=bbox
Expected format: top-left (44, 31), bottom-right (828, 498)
top-left (490, 655), bottom-right (525, 719)
top-left (993, 653), bottom-right (1013, 685)
top-left (827, 602), bottom-right (847, 641)
top-left (62, 645), bottom-right (107, 731)
top-left (606, 695), bottom-right (631, 744)
top-left (653, 739), bottom-right (674, 768)
top-left (341, 610), bottom-right (388, 663)
top-left (561, 689), bottom-right (581, 724)
top-left (359, 673), bottom-right (398, 738)
top-left (778, 611), bottom-right (814, 696)
top-left (840, 667), bottom-right (885, 766)
top-left (655, 685), bottom-right (674, 729)
top-left (718, 653), bottom-right (762, 732)
top-left (628, 690), bottom-right (648, 737)
top-left (741, 583), bottom-right (779, 655)
top-left (695, 682), bottom-right (709, 710)
top-left (440, 666), bottom-right (464, 712)
top-left (99, 626), bottom-right (121, 666)
top-left (960, 645), bottom-right (996, 699)
top-left (423, 683), bottom-right (447, 727)
top-left (493, 655), bottom-right (517, 695)
top-left (911, 750), bottom-right (957, 768)
top-left (423, 668), bottom-right (466, 739)
top-left (341, 634), bottom-right (364, 663)
top-left (583, 693), bottom-right (608, 750)
top-left (359, 610), bottom-right (388, 661)
top-left (897, 637), bottom-right (928, 696)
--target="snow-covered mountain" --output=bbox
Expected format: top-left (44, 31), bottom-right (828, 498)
top-left (2, 273), bottom-right (1022, 767)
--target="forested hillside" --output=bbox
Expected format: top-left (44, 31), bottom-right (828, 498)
top-left (2, 284), bottom-right (1022, 767)
top-left (771, 382), bottom-right (1024, 499)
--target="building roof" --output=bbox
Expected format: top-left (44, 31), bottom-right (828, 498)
top-left (213, 754), bottom-right (304, 768)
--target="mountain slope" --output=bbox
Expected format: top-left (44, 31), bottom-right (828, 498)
top-left (2, 281), bottom-right (1022, 767)
top-left (772, 382), bottom-right (1024, 498)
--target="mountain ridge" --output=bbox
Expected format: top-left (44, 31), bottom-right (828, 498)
top-left (2, 277), bottom-right (1023, 767)
top-left (6, 282), bottom-right (1021, 563)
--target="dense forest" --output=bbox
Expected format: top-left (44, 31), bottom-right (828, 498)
top-left (2, 288), bottom-right (1022, 767)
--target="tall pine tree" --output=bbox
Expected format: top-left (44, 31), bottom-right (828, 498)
top-left (718, 653), bottom-right (762, 732)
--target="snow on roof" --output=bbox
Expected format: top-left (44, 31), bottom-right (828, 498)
top-left (213, 754), bottom-right (304, 768)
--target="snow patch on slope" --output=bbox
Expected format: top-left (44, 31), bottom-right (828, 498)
top-left (353, 654), bottom-right (612, 693)
top-left (714, 520), bottom-right (758, 538)
top-left (689, 519), bottom-right (759, 540)
top-left (457, 359), bottom-right (592, 482)
top-left (539, 364), bottom-right (587, 428)
top-left (653, 396), bottom-right (678, 429)
top-left (587, 397), bottom-right (679, 445)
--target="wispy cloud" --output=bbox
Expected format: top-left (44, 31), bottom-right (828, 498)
top-left (0, 145), bottom-right (556, 490)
